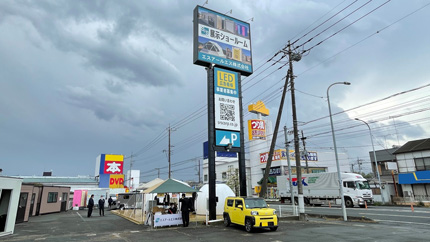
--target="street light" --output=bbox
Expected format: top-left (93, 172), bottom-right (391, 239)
top-left (327, 82), bottom-right (350, 222)
top-left (354, 118), bottom-right (385, 204)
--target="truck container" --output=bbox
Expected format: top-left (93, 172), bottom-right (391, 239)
top-left (277, 172), bottom-right (373, 208)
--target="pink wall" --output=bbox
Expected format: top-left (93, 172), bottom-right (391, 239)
top-left (73, 190), bottom-right (82, 208)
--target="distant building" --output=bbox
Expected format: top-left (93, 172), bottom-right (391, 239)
top-left (393, 138), bottom-right (430, 205)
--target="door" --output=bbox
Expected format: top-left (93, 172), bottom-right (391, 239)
top-left (61, 193), bottom-right (68, 212)
top-left (29, 193), bottom-right (35, 217)
top-left (0, 189), bottom-right (12, 232)
top-left (231, 199), bottom-right (244, 225)
top-left (16, 193), bottom-right (28, 223)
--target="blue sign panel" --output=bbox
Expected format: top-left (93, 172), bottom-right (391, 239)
top-left (399, 171), bottom-right (430, 184)
top-left (203, 141), bottom-right (209, 159)
top-left (215, 130), bottom-right (240, 147)
top-left (217, 151), bottom-right (237, 158)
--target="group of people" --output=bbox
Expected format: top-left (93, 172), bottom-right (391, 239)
top-left (86, 193), bottom-right (195, 228)
top-left (87, 194), bottom-right (114, 218)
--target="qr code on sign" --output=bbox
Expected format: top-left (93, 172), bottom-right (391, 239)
top-left (220, 103), bottom-right (235, 121)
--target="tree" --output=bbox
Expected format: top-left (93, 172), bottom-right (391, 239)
top-left (226, 167), bottom-right (240, 196)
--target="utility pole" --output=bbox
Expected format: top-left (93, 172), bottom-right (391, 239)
top-left (260, 60), bottom-right (290, 198)
top-left (198, 159), bottom-right (201, 184)
top-left (167, 125), bottom-right (176, 179)
top-left (129, 153), bottom-right (134, 190)
top-left (284, 126), bottom-right (296, 215)
top-left (288, 41), bottom-right (305, 221)
top-left (357, 158), bottom-right (363, 174)
top-left (155, 168), bottom-right (161, 178)
top-left (301, 130), bottom-right (309, 174)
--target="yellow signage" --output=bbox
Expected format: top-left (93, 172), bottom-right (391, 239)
top-left (248, 100), bottom-right (269, 116)
top-left (233, 47), bottom-right (242, 61)
top-left (105, 154), bottom-right (124, 162)
top-left (217, 70), bottom-right (236, 89)
top-left (109, 174), bottom-right (125, 188)
top-left (254, 186), bottom-right (261, 194)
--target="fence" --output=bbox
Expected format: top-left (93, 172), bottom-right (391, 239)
top-left (269, 204), bottom-right (298, 217)
top-left (392, 195), bottom-right (430, 205)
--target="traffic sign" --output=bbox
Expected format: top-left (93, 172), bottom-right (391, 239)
top-left (215, 130), bottom-right (240, 147)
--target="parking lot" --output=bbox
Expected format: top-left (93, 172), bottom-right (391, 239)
top-left (3, 209), bottom-right (430, 241)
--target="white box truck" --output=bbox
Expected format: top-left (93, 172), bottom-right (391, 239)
top-left (277, 172), bottom-right (373, 208)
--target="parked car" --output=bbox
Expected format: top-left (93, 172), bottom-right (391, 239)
top-left (223, 197), bottom-right (278, 232)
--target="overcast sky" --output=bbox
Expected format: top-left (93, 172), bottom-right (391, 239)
top-left (1, 0), bottom-right (429, 181)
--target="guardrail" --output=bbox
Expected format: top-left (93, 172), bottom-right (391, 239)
top-left (270, 204), bottom-right (298, 217)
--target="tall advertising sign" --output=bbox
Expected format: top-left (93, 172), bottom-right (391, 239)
top-left (193, 6), bottom-right (253, 76)
top-left (96, 154), bottom-right (125, 188)
top-left (193, 5), bottom-right (253, 220)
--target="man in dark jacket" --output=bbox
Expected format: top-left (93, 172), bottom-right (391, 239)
top-left (98, 195), bottom-right (105, 216)
top-left (108, 196), bottom-right (113, 209)
top-left (87, 194), bottom-right (94, 217)
top-left (179, 194), bottom-right (190, 227)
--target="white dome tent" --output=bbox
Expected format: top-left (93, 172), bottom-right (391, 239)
top-left (196, 183), bottom-right (235, 215)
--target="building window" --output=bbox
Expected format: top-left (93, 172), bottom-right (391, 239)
top-left (414, 157), bottom-right (430, 171)
top-left (204, 175), bottom-right (208, 182)
top-left (222, 172), bottom-right (227, 180)
top-left (47, 192), bottom-right (58, 203)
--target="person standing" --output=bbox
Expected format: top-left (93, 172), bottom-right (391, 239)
top-left (87, 194), bottom-right (94, 217)
top-left (108, 196), bottom-right (113, 209)
top-left (98, 195), bottom-right (105, 216)
top-left (179, 194), bottom-right (190, 227)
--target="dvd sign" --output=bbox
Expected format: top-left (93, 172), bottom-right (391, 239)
top-left (109, 174), bottom-right (124, 188)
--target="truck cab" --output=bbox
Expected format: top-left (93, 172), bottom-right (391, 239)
top-left (342, 174), bottom-right (373, 207)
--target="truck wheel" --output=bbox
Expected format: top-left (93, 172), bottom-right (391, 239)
top-left (345, 198), bottom-right (354, 208)
top-left (224, 214), bottom-right (231, 227)
top-left (245, 218), bottom-right (253, 232)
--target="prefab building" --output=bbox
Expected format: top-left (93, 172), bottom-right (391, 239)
top-left (38, 186), bottom-right (70, 215)
top-left (0, 176), bottom-right (22, 237)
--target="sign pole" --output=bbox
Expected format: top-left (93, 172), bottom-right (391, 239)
top-left (238, 74), bottom-right (247, 196)
top-left (207, 66), bottom-right (217, 220)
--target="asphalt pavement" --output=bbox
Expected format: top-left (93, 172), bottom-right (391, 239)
top-left (3, 208), bottom-right (430, 241)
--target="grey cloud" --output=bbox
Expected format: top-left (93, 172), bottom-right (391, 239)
top-left (0, 1), bottom-right (183, 87)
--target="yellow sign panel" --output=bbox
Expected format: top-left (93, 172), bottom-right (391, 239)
top-left (248, 100), bottom-right (269, 116)
top-left (105, 154), bottom-right (124, 162)
top-left (109, 174), bottom-right (124, 188)
top-left (233, 47), bottom-right (242, 61)
top-left (254, 186), bottom-right (261, 194)
top-left (217, 70), bottom-right (236, 89)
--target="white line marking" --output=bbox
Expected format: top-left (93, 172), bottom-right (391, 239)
top-left (76, 212), bottom-right (85, 221)
top-left (373, 219), bottom-right (430, 226)
top-left (359, 213), bottom-right (430, 219)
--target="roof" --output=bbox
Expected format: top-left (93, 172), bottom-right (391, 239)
top-left (136, 178), bottom-right (164, 190)
top-left (15, 176), bottom-right (98, 184)
top-left (393, 138), bottom-right (430, 154)
top-left (369, 148), bottom-right (398, 163)
top-left (143, 178), bottom-right (197, 194)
